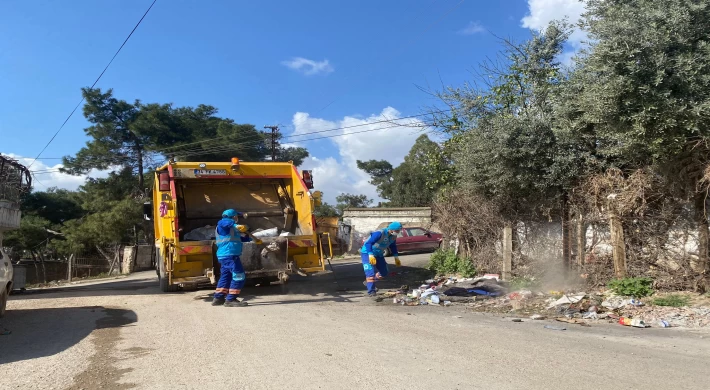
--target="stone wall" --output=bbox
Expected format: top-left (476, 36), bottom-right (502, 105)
top-left (341, 208), bottom-right (433, 253)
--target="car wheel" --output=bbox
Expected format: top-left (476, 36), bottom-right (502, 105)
top-left (383, 248), bottom-right (392, 257)
top-left (0, 285), bottom-right (8, 318)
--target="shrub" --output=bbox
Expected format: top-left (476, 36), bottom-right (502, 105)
top-left (427, 248), bottom-right (477, 277)
top-left (652, 294), bottom-right (690, 307)
top-left (607, 277), bottom-right (654, 297)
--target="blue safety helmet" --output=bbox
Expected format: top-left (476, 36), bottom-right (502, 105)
top-left (388, 222), bottom-right (403, 231)
top-left (222, 209), bottom-right (242, 218)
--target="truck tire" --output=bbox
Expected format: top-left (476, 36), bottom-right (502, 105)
top-left (383, 248), bottom-right (392, 257)
top-left (0, 284), bottom-right (9, 318)
top-left (158, 256), bottom-right (178, 293)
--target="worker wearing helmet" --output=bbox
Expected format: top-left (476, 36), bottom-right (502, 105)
top-left (212, 209), bottom-right (262, 307)
top-left (360, 221), bottom-right (402, 297)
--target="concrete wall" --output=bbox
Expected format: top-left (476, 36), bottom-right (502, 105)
top-left (121, 245), bottom-right (154, 274)
top-left (0, 200), bottom-right (21, 232)
top-left (341, 208), bottom-right (433, 253)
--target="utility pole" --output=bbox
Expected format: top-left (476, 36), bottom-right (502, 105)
top-left (264, 126), bottom-right (279, 161)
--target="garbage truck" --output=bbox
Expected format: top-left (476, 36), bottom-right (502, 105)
top-left (144, 158), bottom-right (330, 292)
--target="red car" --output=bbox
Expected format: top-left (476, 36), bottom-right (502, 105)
top-left (361, 227), bottom-right (443, 256)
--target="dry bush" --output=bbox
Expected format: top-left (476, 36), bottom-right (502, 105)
top-left (432, 188), bottom-right (504, 273)
top-left (572, 168), bottom-right (703, 290)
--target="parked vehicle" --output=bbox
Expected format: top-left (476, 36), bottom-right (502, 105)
top-left (0, 247), bottom-right (12, 317)
top-left (362, 227), bottom-right (443, 256)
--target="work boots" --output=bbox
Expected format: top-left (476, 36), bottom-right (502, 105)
top-left (211, 298), bottom-right (226, 306)
top-left (224, 299), bottom-right (249, 307)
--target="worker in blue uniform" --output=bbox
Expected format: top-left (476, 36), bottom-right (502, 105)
top-left (360, 221), bottom-right (403, 297)
top-left (212, 209), bottom-right (262, 307)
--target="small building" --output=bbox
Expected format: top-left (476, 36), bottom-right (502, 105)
top-left (341, 207), bottom-right (434, 253)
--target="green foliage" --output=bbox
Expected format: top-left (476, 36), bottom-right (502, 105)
top-left (335, 193), bottom-right (372, 215)
top-left (313, 202), bottom-right (339, 217)
top-left (435, 22), bottom-right (575, 218)
top-left (608, 277), bottom-right (654, 298)
top-left (357, 135), bottom-right (450, 207)
top-left (62, 88), bottom-right (310, 191)
top-left (509, 276), bottom-right (540, 291)
top-left (2, 215), bottom-right (53, 257)
top-left (651, 294), bottom-right (690, 307)
top-left (427, 248), bottom-right (476, 277)
top-left (20, 188), bottom-right (83, 225)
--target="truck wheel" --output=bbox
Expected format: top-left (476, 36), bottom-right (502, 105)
top-left (158, 257), bottom-right (178, 293)
top-left (0, 285), bottom-right (8, 318)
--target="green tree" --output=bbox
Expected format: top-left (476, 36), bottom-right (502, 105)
top-left (574, 0), bottom-right (710, 278)
top-left (313, 202), bottom-right (339, 217)
top-left (357, 135), bottom-right (451, 207)
top-left (433, 22), bottom-right (573, 218)
top-left (61, 88), bottom-right (184, 189)
top-left (335, 193), bottom-right (373, 215)
top-left (20, 188), bottom-right (83, 225)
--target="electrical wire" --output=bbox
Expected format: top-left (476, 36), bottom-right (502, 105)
top-left (27, 0), bottom-right (158, 169)
top-left (153, 109), bottom-right (448, 155)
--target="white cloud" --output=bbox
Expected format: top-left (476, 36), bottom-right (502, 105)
top-left (289, 107), bottom-right (428, 205)
top-left (2, 154), bottom-right (111, 191)
top-left (458, 21), bottom-right (485, 35)
top-left (281, 57), bottom-right (334, 76)
top-left (521, 0), bottom-right (587, 47)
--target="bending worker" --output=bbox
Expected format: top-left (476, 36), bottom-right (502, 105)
top-left (212, 209), bottom-right (262, 307)
top-left (361, 222), bottom-right (402, 297)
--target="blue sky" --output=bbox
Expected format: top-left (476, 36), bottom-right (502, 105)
top-left (0, 0), bottom-right (585, 203)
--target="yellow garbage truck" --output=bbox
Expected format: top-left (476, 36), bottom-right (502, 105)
top-left (144, 158), bottom-right (329, 292)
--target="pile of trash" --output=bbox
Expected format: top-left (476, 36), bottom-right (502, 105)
top-left (389, 274), bottom-right (508, 307)
top-left (385, 272), bottom-right (710, 330)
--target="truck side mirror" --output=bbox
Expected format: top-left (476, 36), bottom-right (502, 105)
top-left (143, 202), bottom-right (153, 221)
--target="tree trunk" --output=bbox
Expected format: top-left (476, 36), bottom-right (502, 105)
top-left (502, 225), bottom-right (513, 281)
top-left (30, 251), bottom-right (40, 283)
top-left (39, 251), bottom-right (47, 284)
top-left (136, 142), bottom-right (144, 190)
top-left (694, 191), bottom-right (709, 291)
top-left (608, 206), bottom-right (627, 278)
top-left (561, 195), bottom-right (571, 273)
top-left (576, 212), bottom-right (585, 268)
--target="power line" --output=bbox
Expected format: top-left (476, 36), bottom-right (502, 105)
top-left (27, 0), bottom-right (159, 169)
top-left (173, 122), bottom-right (431, 159)
top-left (154, 109), bottom-right (447, 155)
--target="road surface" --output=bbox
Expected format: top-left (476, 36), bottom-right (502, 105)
top-left (1, 253), bottom-right (709, 390)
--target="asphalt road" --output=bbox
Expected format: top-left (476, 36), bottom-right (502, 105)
top-left (1, 253), bottom-right (709, 390)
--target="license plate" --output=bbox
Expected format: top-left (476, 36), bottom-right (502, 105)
top-left (193, 169), bottom-right (227, 176)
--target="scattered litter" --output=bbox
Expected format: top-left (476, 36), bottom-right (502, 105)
top-left (443, 301), bottom-right (452, 306)
top-left (453, 316), bottom-right (463, 319)
top-left (511, 318), bottom-right (522, 322)
top-left (0, 326), bottom-right (11, 336)
top-left (658, 320), bottom-right (671, 328)
top-left (547, 293), bottom-right (587, 309)
top-left (582, 311), bottom-right (598, 320)
top-left (619, 317), bottom-right (648, 328)
top-left (602, 297), bottom-right (644, 310)
top-left (530, 314), bottom-right (546, 320)
top-left (430, 295), bottom-right (440, 304)
top-left (544, 325), bottom-right (566, 331)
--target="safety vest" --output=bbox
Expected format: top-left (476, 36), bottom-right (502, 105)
top-left (361, 228), bottom-right (394, 256)
top-left (215, 225), bottom-right (243, 258)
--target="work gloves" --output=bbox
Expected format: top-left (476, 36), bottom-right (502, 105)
top-left (394, 257), bottom-right (401, 267)
top-left (254, 239), bottom-right (263, 245)
top-left (368, 255), bottom-right (377, 265)
top-left (236, 225), bottom-right (248, 233)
